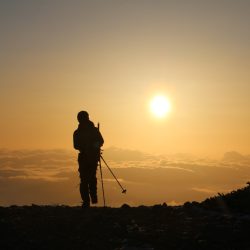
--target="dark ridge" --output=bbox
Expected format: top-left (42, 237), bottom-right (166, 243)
top-left (199, 182), bottom-right (250, 213)
top-left (1, 184), bottom-right (250, 250)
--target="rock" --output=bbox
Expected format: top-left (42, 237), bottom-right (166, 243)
top-left (121, 204), bottom-right (131, 209)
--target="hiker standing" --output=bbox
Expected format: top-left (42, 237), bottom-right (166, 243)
top-left (73, 111), bottom-right (104, 207)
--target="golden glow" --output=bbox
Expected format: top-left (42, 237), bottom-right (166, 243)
top-left (1, 1), bottom-right (250, 156)
top-left (150, 95), bottom-right (171, 118)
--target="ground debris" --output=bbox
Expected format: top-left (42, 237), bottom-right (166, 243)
top-left (1, 184), bottom-right (250, 249)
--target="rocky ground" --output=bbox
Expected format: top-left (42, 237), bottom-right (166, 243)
top-left (1, 184), bottom-right (250, 250)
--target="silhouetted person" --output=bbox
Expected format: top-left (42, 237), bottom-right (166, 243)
top-left (73, 111), bottom-right (104, 208)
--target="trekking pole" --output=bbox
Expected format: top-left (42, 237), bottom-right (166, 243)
top-left (97, 123), bottom-right (106, 207)
top-left (100, 155), bottom-right (127, 194)
top-left (99, 158), bottom-right (106, 207)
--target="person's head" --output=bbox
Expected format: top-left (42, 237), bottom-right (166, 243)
top-left (77, 111), bottom-right (89, 123)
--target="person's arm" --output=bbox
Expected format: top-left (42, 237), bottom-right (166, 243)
top-left (73, 130), bottom-right (80, 150)
top-left (98, 131), bottom-right (104, 147)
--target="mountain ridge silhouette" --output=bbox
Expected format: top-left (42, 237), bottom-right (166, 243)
top-left (1, 183), bottom-right (250, 249)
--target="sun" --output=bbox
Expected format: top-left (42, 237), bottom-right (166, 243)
top-left (150, 95), bottom-right (171, 118)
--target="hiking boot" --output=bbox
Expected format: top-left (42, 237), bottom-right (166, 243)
top-left (82, 201), bottom-right (90, 208)
top-left (91, 195), bottom-right (98, 204)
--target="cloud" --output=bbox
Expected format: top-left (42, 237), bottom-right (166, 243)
top-left (0, 148), bottom-right (250, 206)
top-left (222, 151), bottom-right (250, 166)
top-left (102, 147), bottom-right (152, 162)
top-left (190, 187), bottom-right (217, 194)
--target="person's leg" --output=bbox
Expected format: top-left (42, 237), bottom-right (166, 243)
top-left (78, 154), bottom-right (90, 206)
top-left (88, 160), bottom-right (98, 204)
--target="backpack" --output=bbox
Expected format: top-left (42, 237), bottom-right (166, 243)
top-left (73, 122), bottom-right (104, 153)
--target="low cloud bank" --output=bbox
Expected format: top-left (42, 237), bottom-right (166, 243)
top-left (0, 148), bottom-right (250, 207)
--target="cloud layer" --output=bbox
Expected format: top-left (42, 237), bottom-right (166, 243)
top-left (0, 148), bottom-right (250, 207)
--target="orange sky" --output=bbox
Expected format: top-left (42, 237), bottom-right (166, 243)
top-left (1, 0), bottom-right (250, 157)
